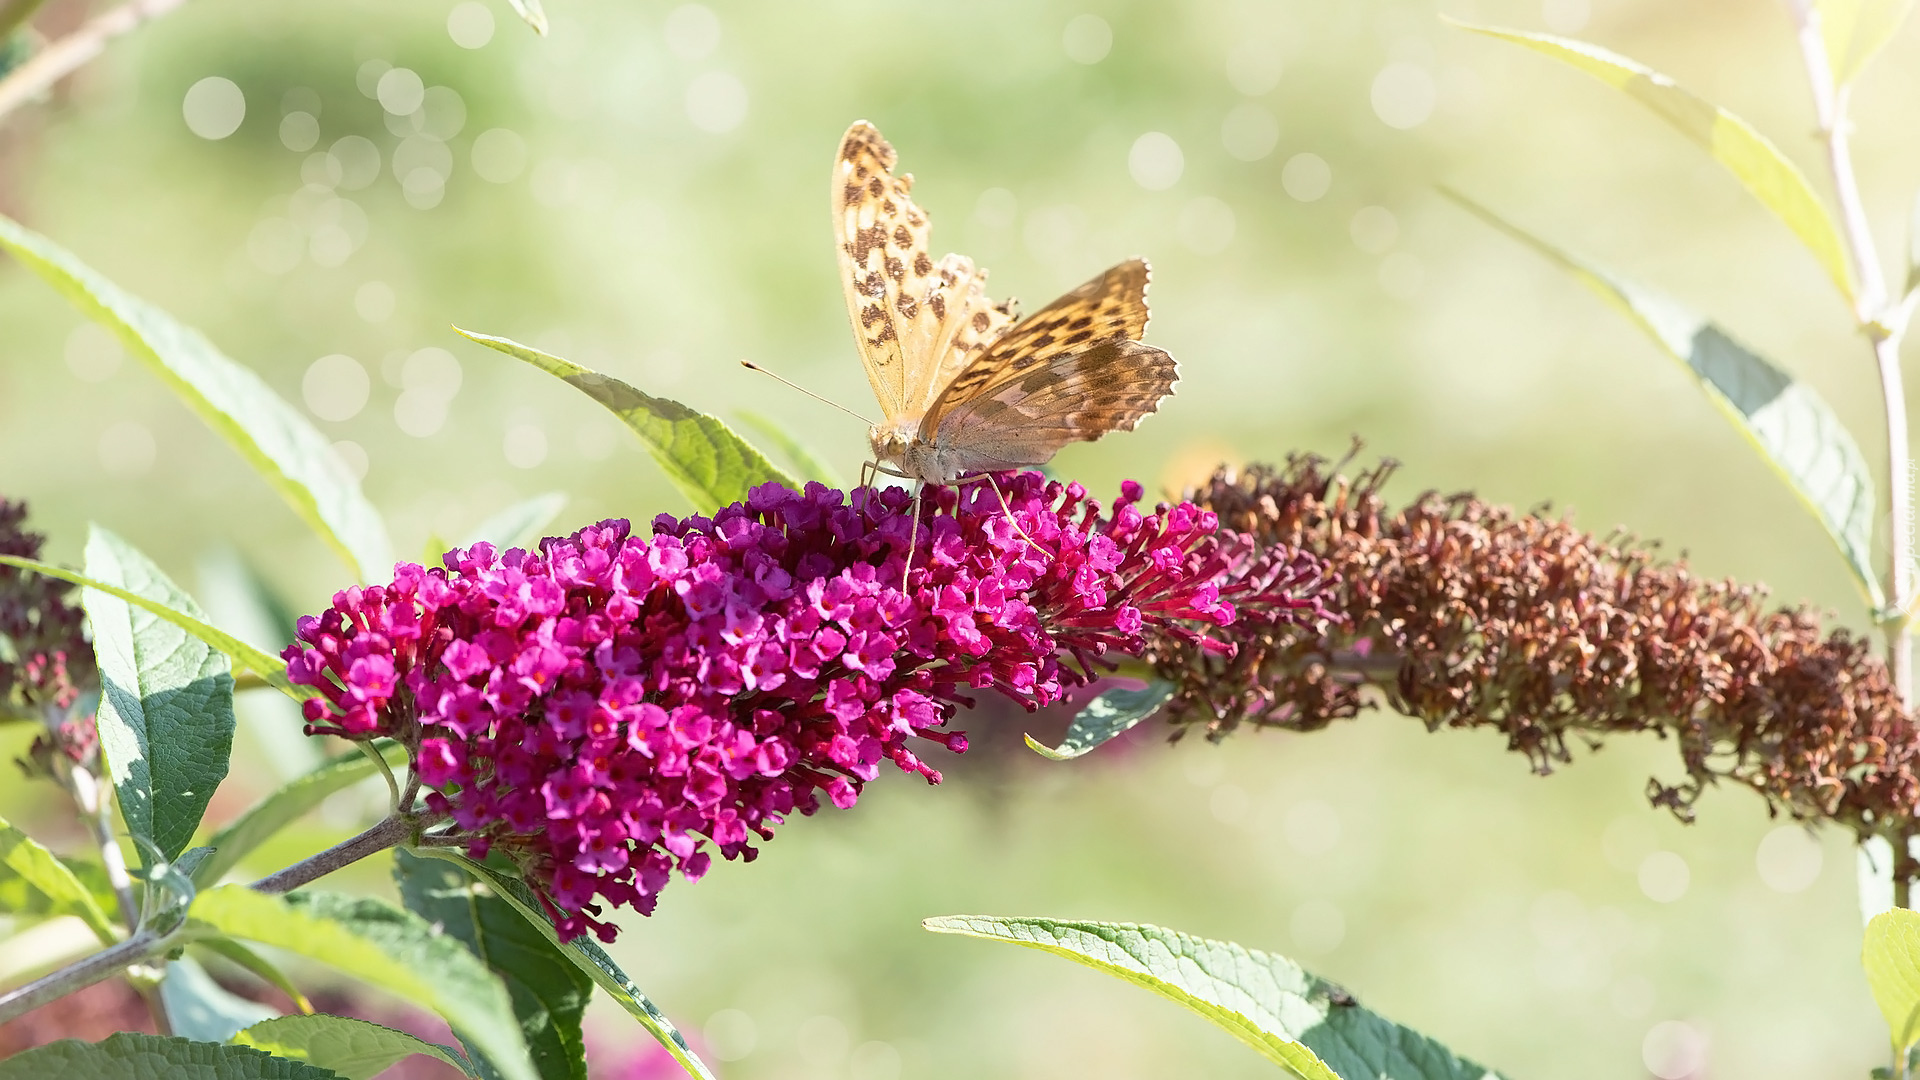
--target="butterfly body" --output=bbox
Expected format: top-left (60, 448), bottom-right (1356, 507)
top-left (835, 121), bottom-right (1177, 490)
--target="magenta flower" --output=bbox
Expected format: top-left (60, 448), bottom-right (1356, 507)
top-left (284, 474), bottom-right (1329, 941)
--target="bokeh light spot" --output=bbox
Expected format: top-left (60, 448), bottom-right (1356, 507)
top-left (422, 86), bottom-right (467, 140)
top-left (355, 281), bottom-right (396, 323)
top-left (1638, 851), bottom-right (1690, 903)
top-left (1225, 41), bottom-right (1283, 96)
top-left (974, 187), bottom-right (1017, 228)
top-left (472, 128), bottom-right (528, 183)
top-left (686, 71), bottom-right (748, 133)
top-left (665, 4), bottom-right (721, 60)
top-left (1062, 14), bottom-right (1112, 65)
top-left (1755, 826), bottom-right (1822, 893)
top-left (1220, 103), bottom-right (1278, 161)
top-left (1642, 1020), bottom-right (1708, 1079)
top-left (1280, 152), bottom-right (1331, 201)
top-left (447, 1), bottom-right (495, 48)
top-left (850, 1040), bottom-right (903, 1080)
top-left (703, 1008), bottom-right (756, 1062)
top-left (330, 135), bottom-right (382, 190)
top-left (183, 77), bottom-right (246, 140)
top-left (1128, 131), bottom-right (1183, 190)
top-left (330, 439), bottom-right (369, 481)
top-left (302, 354), bottom-right (371, 422)
top-left (1543, 0), bottom-right (1592, 33)
top-left (377, 67), bottom-right (426, 116)
top-left (1349, 205), bottom-right (1399, 253)
top-left (1371, 63), bottom-right (1436, 130)
top-left (1178, 196), bottom-right (1236, 254)
top-left (280, 111), bottom-right (319, 152)
top-left (248, 217), bottom-right (303, 275)
top-left (796, 1014), bottom-right (849, 1066)
top-left (98, 421), bottom-right (156, 477)
top-left (1284, 800), bottom-right (1340, 855)
top-left (65, 323), bottom-right (123, 383)
top-left (1290, 900), bottom-right (1345, 954)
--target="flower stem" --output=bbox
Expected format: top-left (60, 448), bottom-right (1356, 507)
top-left (0, 0), bottom-right (190, 123)
top-left (248, 813), bottom-right (416, 895)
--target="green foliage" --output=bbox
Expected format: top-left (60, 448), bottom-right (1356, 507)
top-left (160, 957), bottom-right (279, 1044)
top-left (0, 1033), bottom-right (345, 1079)
top-left (924, 916), bottom-right (1505, 1080)
top-left (140, 846), bottom-right (213, 937)
top-left (192, 743), bottom-right (409, 889)
top-left (1453, 21), bottom-right (1855, 303)
top-left (1025, 680), bottom-right (1175, 761)
top-left (0, 215), bottom-right (392, 582)
top-left (462, 493), bottom-right (569, 552)
top-left (185, 886), bottom-right (539, 1080)
top-left (0, 555), bottom-right (309, 701)
top-left (394, 851), bottom-right (592, 1080)
top-left (455, 328), bottom-right (794, 515)
top-left (1816, 0), bottom-right (1914, 84)
top-left (191, 938), bottom-right (313, 1014)
top-left (409, 850), bottom-right (716, 1080)
top-left (1448, 191), bottom-right (1883, 610)
top-left (736, 410), bottom-right (849, 488)
top-left (1866, 908), bottom-right (1920, 1057)
top-left (0, 813), bottom-right (118, 944)
top-left (83, 527), bottom-right (236, 865)
top-left (233, 1015), bottom-right (473, 1080)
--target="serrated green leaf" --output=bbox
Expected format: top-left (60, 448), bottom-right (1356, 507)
top-left (455, 328), bottom-right (793, 515)
top-left (1447, 190), bottom-right (1882, 609)
top-left (394, 850), bottom-right (590, 1080)
top-left (193, 937), bottom-right (314, 1014)
top-left (233, 1015), bottom-right (473, 1080)
top-left (1817, 0), bottom-right (1914, 84)
top-left (193, 742), bottom-right (409, 889)
top-left (0, 1032), bottom-right (347, 1079)
top-left (162, 956), bottom-right (279, 1043)
top-left (0, 813), bottom-right (118, 943)
top-left (1866, 908), bottom-right (1920, 1050)
top-left (1026, 680), bottom-right (1174, 761)
top-left (186, 886), bottom-right (537, 1080)
top-left (0, 555), bottom-right (308, 701)
top-left (408, 849), bottom-right (716, 1080)
top-left (925, 916), bottom-right (1505, 1080)
top-left (462, 493), bottom-right (569, 552)
top-left (1451, 20), bottom-right (1854, 303)
top-left (735, 410), bottom-right (849, 488)
top-left (0, 215), bottom-right (391, 581)
top-left (505, 0), bottom-right (548, 35)
top-left (84, 527), bottom-right (236, 866)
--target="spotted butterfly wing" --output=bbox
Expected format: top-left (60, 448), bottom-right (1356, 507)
top-left (917, 258), bottom-right (1176, 473)
top-left (832, 121), bottom-right (1017, 427)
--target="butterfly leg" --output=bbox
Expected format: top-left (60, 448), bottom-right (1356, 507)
top-left (902, 479), bottom-right (925, 593)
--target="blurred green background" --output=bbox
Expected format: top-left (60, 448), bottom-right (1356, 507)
top-left (1, 0), bottom-right (1913, 1075)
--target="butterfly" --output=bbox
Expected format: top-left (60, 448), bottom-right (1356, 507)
top-left (833, 120), bottom-right (1178, 496)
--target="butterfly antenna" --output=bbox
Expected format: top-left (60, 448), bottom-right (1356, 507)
top-left (740, 361), bottom-right (877, 426)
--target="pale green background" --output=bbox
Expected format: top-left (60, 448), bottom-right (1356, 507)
top-left (0, 0), bottom-right (1910, 1075)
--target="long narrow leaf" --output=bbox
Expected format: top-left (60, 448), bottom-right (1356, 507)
top-left (735, 410), bottom-right (848, 488)
top-left (234, 1015), bottom-right (473, 1079)
top-left (84, 528), bottom-right (236, 865)
top-left (0, 814), bottom-right (117, 943)
top-left (925, 916), bottom-right (1505, 1080)
top-left (1816, 0), bottom-right (1914, 84)
top-left (1451, 20), bottom-right (1855, 303)
top-left (505, 0), bottom-right (548, 35)
top-left (462, 493), bottom-right (568, 552)
top-left (0, 555), bottom-right (307, 700)
top-left (408, 849), bottom-right (716, 1080)
top-left (455, 329), bottom-right (793, 515)
top-left (1448, 190), bottom-right (1883, 609)
top-left (0, 214), bottom-right (392, 580)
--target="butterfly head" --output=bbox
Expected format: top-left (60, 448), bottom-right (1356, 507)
top-left (867, 420), bottom-right (916, 474)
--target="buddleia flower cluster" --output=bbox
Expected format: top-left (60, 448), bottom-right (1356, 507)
top-left (284, 473), bottom-right (1331, 941)
top-left (1159, 451), bottom-right (1920, 856)
top-left (1, 499), bottom-right (97, 767)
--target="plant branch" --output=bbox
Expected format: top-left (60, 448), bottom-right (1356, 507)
top-left (0, 930), bottom-right (168, 1026)
top-left (248, 813), bottom-right (416, 895)
top-left (0, 0), bottom-right (47, 44)
top-left (0, 0), bottom-right (189, 123)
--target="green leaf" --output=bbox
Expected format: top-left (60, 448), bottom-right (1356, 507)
top-left (83, 527), bottom-right (236, 865)
top-left (1026, 680), bottom-right (1175, 761)
top-left (1906, 191), bottom-right (1920, 297)
top-left (0, 215), bottom-right (392, 581)
top-left (0, 813), bottom-right (118, 943)
top-left (1451, 20), bottom-right (1855, 303)
top-left (192, 937), bottom-right (314, 1014)
top-left (186, 886), bottom-right (537, 1080)
top-left (0, 555), bottom-right (309, 701)
top-left (925, 916), bottom-right (1506, 1080)
top-left (233, 1015), bottom-right (473, 1080)
top-left (504, 0), bottom-right (548, 35)
top-left (1866, 908), bottom-right (1920, 1051)
top-left (140, 846), bottom-right (213, 937)
top-left (193, 742), bottom-right (409, 889)
top-left (1447, 190), bottom-right (1883, 610)
top-left (456, 328), bottom-right (794, 515)
top-left (0, 1033), bottom-right (347, 1079)
top-left (161, 956), bottom-right (280, 1043)
top-left (735, 410), bottom-right (849, 489)
top-left (394, 850), bottom-right (590, 1080)
top-left (462, 493), bottom-right (568, 552)
top-left (1817, 0), bottom-right (1914, 84)
top-left (408, 849), bottom-right (717, 1080)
